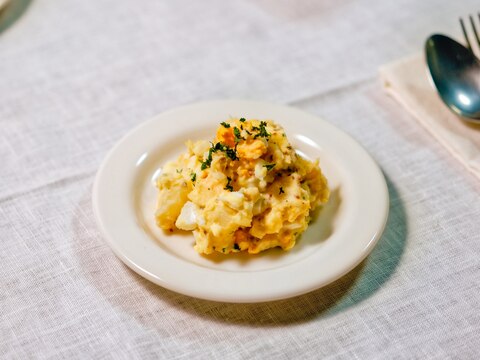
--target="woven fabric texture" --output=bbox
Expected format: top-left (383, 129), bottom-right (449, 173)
top-left (1, 0), bottom-right (480, 358)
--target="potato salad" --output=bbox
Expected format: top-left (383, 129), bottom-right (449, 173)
top-left (155, 118), bottom-right (329, 255)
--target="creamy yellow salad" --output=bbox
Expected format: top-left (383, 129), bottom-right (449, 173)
top-left (155, 118), bottom-right (329, 255)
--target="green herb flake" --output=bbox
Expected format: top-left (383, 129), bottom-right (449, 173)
top-left (202, 142), bottom-right (238, 170)
top-left (201, 148), bottom-right (214, 170)
top-left (225, 147), bottom-right (238, 160)
top-left (214, 142), bottom-right (225, 152)
top-left (220, 121), bottom-right (231, 128)
top-left (254, 121), bottom-right (271, 139)
top-left (224, 176), bottom-right (234, 191)
top-left (279, 187), bottom-right (285, 194)
top-left (233, 127), bottom-right (243, 143)
top-left (190, 172), bottom-right (196, 183)
top-left (239, 118), bottom-right (246, 122)
top-left (264, 163), bottom-right (276, 171)
top-left (175, 169), bottom-right (182, 173)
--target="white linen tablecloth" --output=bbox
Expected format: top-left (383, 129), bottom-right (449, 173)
top-left (1, 0), bottom-right (480, 358)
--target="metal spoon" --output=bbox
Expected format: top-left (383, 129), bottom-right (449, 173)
top-left (425, 34), bottom-right (480, 121)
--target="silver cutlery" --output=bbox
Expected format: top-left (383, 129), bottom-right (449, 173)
top-left (425, 14), bottom-right (480, 122)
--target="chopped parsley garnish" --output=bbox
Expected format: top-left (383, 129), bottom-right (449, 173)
top-left (201, 142), bottom-right (238, 170)
top-left (239, 118), bottom-right (246, 122)
top-left (201, 148), bottom-right (214, 170)
top-left (264, 163), bottom-right (276, 171)
top-left (245, 129), bottom-right (251, 136)
top-left (215, 142), bottom-right (238, 160)
top-left (176, 169), bottom-right (182, 173)
top-left (225, 147), bottom-right (238, 160)
top-left (279, 187), bottom-right (285, 194)
top-left (220, 122), bottom-right (230, 128)
top-left (190, 172), bottom-right (196, 183)
top-left (214, 142), bottom-right (237, 159)
top-left (225, 176), bottom-right (234, 191)
top-left (233, 127), bottom-right (243, 143)
top-left (254, 121), bottom-right (270, 139)
top-left (214, 142), bottom-right (225, 151)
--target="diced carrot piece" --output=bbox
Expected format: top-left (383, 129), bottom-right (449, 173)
top-left (216, 126), bottom-right (235, 148)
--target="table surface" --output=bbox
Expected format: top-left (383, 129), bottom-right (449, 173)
top-left (2, 0), bottom-right (480, 359)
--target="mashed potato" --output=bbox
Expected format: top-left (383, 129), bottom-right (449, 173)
top-left (155, 118), bottom-right (329, 254)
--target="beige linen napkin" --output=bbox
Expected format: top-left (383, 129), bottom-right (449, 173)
top-left (380, 54), bottom-right (480, 179)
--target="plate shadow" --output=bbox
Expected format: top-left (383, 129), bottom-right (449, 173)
top-left (72, 174), bottom-right (406, 327)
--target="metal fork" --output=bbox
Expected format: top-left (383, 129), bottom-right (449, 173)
top-left (460, 14), bottom-right (480, 55)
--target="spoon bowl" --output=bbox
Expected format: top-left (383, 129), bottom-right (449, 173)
top-left (425, 34), bottom-right (480, 121)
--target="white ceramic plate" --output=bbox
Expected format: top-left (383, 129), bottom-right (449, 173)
top-left (93, 100), bottom-right (389, 303)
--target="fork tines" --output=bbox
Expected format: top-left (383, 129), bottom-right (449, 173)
top-left (460, 13), bottom-right (480, 52)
